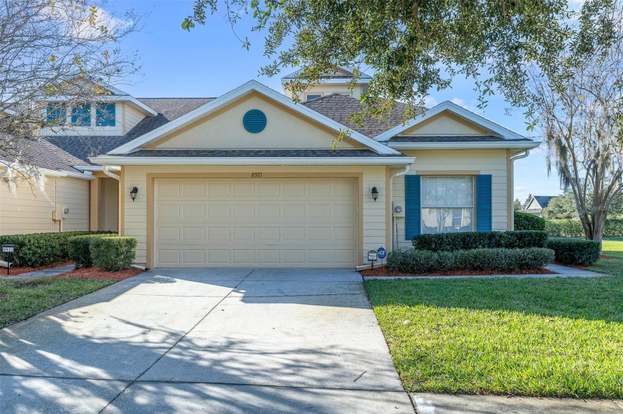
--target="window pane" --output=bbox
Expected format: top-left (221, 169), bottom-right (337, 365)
top-left (422, 208), bottom-right (473, 234)
top-left (306, 95), bottom-right (321, 101)
top-left (96, 103), bottom-right (116, 126)
top-left (71, 103), bottom-right (91, 126)
top-left (46, 103), bottom-right (66, 126)
top-left (422, 176), bottom-right (473, 208)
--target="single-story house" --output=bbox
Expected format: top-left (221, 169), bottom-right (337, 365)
top-left (1, 68), bottom-right (539, 268)
top-left (524, 194), bottom-right (557, 216)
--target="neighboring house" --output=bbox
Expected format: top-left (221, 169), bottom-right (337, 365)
top-left (3, 68), bottom-right (539, 268)
top-left (524, 194), bottom-right (556, 216)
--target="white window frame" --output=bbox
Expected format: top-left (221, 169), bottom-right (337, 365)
top-left (420, 175), bottom-right (476, 234)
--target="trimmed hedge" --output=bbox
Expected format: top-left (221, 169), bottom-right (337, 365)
top-left (387, 247), bottom-right (554, 274)
top-left (412, 230), bottom-right (548, 251)
top-left (546, 219), bottom-right (623, 238)
top-left (545, 237), bottom-right (601, 266)
top-left (0, 231), bottom-right (113, 267)
top-left (90, 236), bottom-right (137, 271)
top-left (69, 234), bottom-right (112, 267)
top-left (514, 211), bottom-right (546, 231)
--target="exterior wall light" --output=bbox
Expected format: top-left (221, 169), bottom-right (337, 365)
top-left (130, 186), bottom-right (139, 202)
top-left (371, 186), bottom-right (379, 201)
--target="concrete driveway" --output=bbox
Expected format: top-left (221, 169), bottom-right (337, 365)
top-left (0, 268), bottom-right (413, 413)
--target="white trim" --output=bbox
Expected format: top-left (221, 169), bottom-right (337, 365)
top-left (46, 95), bottom-right (157, 116)
top-left (374, 100), bottom-right (527, 142)
top-left (388, 140), bottom-right (540, 150)
top-left (90, 155), bottom-right (415, 166)
top-left (107, 80), bottom-right (399, 156)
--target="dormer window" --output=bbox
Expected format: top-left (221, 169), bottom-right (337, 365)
top-left (46, 103), bottom-right (66, 126)
top-left (306, 94), bottom-right (321, 101)
top-left (71, 103), bottom-right (91, 126)
top-left (96, 103), bottom-right (116, 126)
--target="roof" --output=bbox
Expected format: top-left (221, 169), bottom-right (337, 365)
top-left (45, 97), bottom-right (214, 163)
top-left (375, 100), bottom-right (527, 142)
top-left (1, 138), bottom-right (85, 174)
top-left (303, 94), bottom-right (408, 138)
top-left (123, 149), bottom-right (402, 158)
top-left (389, 135), bottom-right (533, 143)
top-left (107, 80), bottom-right (400, 156)
top-left (282, 66), bottom-right (372, 81)
top-left (532, 195), bottom-right (556, 209)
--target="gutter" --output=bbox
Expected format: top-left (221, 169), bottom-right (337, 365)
top-left (388, 141), bottom-right (541, 150)
top-left (89, 156), bottom-right (416, 166)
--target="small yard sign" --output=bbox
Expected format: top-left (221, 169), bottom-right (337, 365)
top-left (1, 244), bottom-right (16, 275)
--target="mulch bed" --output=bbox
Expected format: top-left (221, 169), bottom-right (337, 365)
top-left (360, 266), bottom-right (555, 277)
top-left (0, 261), bottom-right (73, 277)
top-left (54, 267), bottom-right (143, 281)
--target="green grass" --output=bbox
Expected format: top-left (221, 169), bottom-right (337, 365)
top-left (365, 239), bottom-right (623, 398)
top-left (0, 278), bottom-right (114, 329)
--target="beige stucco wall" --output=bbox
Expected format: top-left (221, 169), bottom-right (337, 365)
top-left (0, 174), bottom-right (90, 235)
top-left (121, 165), bottom-right (388, 268)
top-left (391, 149), bottom-right (511, 249)
top-left (152, 93), bottom-right (360, 150)
top-left (402, 112), bottom-right (490, 136)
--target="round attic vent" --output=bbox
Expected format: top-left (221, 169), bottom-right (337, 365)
top-left (242, 109), bottom-right (267, 133)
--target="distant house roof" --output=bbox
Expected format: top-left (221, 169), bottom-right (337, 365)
top-left (532, 195), bottom-right (556, 209)
top-left (282, 66), bottom-right (372, 81)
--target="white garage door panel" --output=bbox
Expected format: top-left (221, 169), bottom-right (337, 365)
top-left (154, 178), bottom-right (356, 267)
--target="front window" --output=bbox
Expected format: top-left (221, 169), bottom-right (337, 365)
top-left (46, 103), bottom-right (66, 126)
top-left (421, 176), bottom-right (474, 234)
top-left (71, 103), bottom-right (92, 126)
top-left (95, 102), bottom-right (116, 126)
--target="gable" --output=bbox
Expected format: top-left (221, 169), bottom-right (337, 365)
top-left (149, 92), bottom-right (362, 150)
top-left (401, 111), bottom-right (491, 136)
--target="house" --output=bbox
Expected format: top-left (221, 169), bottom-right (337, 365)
top-left (1, 69), bottom-right (539, 268)
top-left (523, 194), bottom-right (556, 216)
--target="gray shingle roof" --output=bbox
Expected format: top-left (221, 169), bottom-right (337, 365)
top-left (1, 138), bottom-right (85, 173)
top-left (124, 149), bottom-right (402, 158)
top-left (389, 135), bottom-right (532, 143)
top-left (45, 97), bottom-right (215, 163)
top-left (303, 94), bottom-right (408, 138)
top-left (533, 195), bottom-right (556, 209)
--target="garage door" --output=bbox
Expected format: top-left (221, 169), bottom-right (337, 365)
top-left (154, 178), bottom-right (356, 267)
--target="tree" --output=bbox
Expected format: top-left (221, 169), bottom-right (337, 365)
top-left (513, 199), bottom-right (523, 211)
top-left (528, 1), bottom-right (623, 242)
top-left (543, 193), bottom-right (577, 219)
top-left (0, 0), bottom-right (137, 170)
top-left (182, 0), bottom-right (572, 115)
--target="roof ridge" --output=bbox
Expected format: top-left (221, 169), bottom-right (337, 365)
top-left (137, 97), bottom-right (216, 100)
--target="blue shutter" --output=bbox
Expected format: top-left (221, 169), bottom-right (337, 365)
top-left (476, 175), bottom-right (492, 232)
top-left (405, 175), bottom-right (421, 240)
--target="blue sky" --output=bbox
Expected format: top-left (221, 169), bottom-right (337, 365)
top-left (102, 0), bottom-right (563, 203)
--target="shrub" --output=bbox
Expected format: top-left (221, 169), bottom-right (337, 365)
top-left (387, 247), bottom-right (554, 274)
top-left (545, 237), bottom-right (601, 266)
top-left (546, 218), bottom-right (623, 238)
top-left (514, 211), bottom-right (546, 231)
top-left (90, 237), bottom-right (137, 271)
top-left (412, 230), bottom-right (548, 251)
top-left (0, 231), bottom-right (113, 267)
top-left (69, 234), bottom-right (111, 267)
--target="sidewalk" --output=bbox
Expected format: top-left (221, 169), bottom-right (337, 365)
top-left (1, 264), bottom-right (75, 282)
top-left (412, 393), bottom-right (623, 414)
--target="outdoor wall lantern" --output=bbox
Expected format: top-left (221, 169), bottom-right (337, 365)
top-left (130, 186), bottom-right (139, 202)
top-left (370, 186), bottom-right (379, 201)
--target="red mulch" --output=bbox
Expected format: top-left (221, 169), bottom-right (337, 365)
top-left (54, 267), bottom-right (143, 281)
top-left (0, 261), bottom-right (73, 277)
top-left (360, 266), bottom-right (555, 277)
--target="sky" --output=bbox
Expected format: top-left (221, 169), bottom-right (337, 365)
top-left (100, 0), bottom-right (564, 203)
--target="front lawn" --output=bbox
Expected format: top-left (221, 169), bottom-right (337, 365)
top-left (0, 278), bottom-right (114, 329)
top-left (365, 239), bottom-right (623, 398)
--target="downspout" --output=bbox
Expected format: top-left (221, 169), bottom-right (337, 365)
top-left (102, 166), bottom-right (120, 181)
